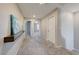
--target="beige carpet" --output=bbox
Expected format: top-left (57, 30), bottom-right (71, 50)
top-left (17, 36), bottom-right (73, 55)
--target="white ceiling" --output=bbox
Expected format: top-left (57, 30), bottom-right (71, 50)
top-left (17, 3), bottom-right (60, 19)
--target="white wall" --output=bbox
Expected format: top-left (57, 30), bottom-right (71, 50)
top-left (40, 4), bottom-right (79, 51)
top-left (40, 5), bottom-right (74, 50)
top-left (0, 3), bottom-right (24, 54)
top-left (40, 6), bottom-right (74, 50)
top-left (74, 12), bottom-right (79, 51)
top-left (59, 10), bottom-right (74, 50)
top-left (59, 4), bottom-right (79, 50)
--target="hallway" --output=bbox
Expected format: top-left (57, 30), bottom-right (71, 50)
top-left (17, 35), bottom-right (73, 55)
top-left (1, 3), bottom-right (79, 55)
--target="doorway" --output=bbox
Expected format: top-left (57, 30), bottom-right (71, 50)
top-left (26, 21), bottom-right (31, 36)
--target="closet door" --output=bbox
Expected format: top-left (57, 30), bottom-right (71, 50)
top-left (47, 16), bottom-right (56, 43)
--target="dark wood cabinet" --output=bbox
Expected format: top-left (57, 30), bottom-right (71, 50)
top-left (4, 31), bottom-right (24, 43)
top-left (4, 36), bottom-right (14, 43)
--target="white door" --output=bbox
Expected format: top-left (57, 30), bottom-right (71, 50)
top-left (47, 16), bottom-right (56, 44)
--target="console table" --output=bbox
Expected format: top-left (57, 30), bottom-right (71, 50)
top-left (4, 31), bottom-right (24, 43)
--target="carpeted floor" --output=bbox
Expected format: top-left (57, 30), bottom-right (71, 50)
top-left (17, 35), bottom-right (73, 55)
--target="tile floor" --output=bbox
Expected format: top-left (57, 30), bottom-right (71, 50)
top-left (17, 35), bottom-right (73, 55)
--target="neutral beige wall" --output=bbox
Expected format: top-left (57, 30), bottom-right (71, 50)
top-left (40, 9), bottom-right (59, 45)
top-left (0, 3), bottom-right (24, 54)
top-left (40, 18), bottom-right (48, 40)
